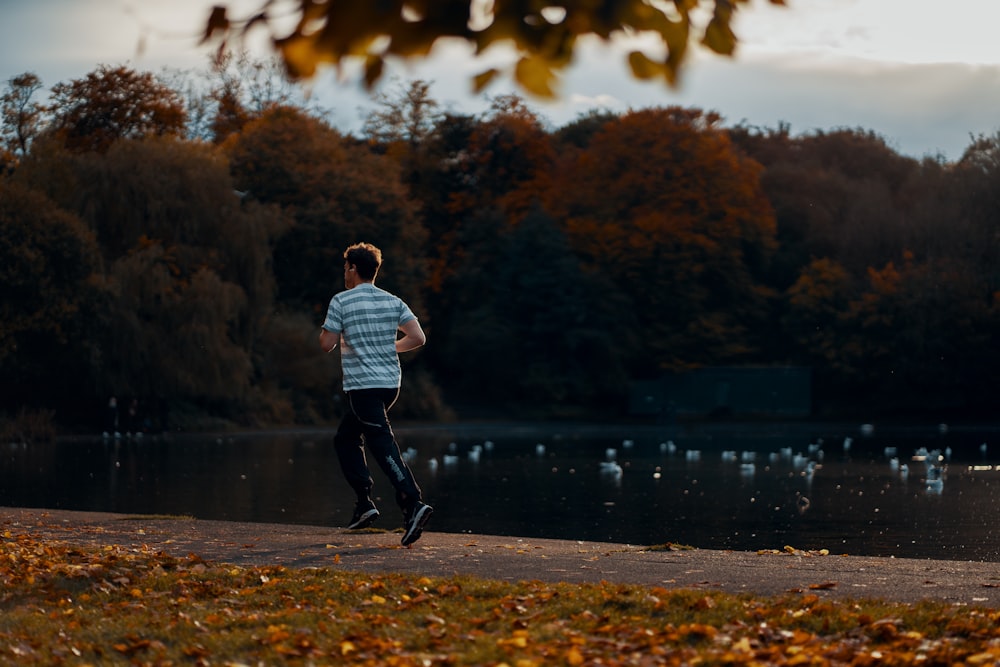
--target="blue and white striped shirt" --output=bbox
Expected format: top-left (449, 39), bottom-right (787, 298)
top-left (322, 283), bottom-right (417, 391)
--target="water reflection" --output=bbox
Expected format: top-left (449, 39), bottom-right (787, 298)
top-left (3, 425), bottom-right (999, 561)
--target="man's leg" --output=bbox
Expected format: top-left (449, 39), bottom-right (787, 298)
top-left (346, 388), bottom-right (422, 509)
top-left (333, 410), bottom-right (374, 502)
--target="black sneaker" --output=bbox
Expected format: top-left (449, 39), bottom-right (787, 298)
top-left (401, 502), bottom-right (433, 546)
top-left (346, 499), bottom-right (379, 530)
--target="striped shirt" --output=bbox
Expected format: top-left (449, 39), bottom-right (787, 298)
top-left (322, 283), bottom-right (417, 391)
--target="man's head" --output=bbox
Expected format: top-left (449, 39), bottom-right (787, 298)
top-left (343, 242), bottom-right (382, 283)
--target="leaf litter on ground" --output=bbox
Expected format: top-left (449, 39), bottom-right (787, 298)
top-left (3, 529), bottom-right (1000, 665)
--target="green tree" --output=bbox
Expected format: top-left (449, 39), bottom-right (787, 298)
top-left (0, 180), bottom-right (106, 416)
top-left (102, 243), bottom-right (253, 409)
top-left (442, 207), bottom-right (630, 408)
top-left (13, 134), bottom-right (298, 425)
top-left (201, 0), bottom-right (786, 96)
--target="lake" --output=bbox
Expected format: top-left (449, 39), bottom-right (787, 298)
top-left (4, 422), bottom-right (999, 561)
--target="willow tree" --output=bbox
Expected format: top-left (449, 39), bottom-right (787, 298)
top-left (0, 181), bottom-right (106, 414)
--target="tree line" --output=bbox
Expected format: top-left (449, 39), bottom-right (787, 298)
top-left (1, 62), bottom-right (997, 434)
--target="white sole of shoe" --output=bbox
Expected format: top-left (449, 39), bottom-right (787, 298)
top-left (401, 504), bottom-right (433, 546)
top-left (346, 508), bottom-right (379, 530)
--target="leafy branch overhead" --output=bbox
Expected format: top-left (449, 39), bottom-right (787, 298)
top-left (201, 0), bottom-right (786, 97)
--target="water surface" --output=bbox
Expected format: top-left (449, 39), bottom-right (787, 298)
top-left (4, 423), bottom-right (998, 561)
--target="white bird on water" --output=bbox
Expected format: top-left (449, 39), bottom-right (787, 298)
top-left (599, 460), bottom-right (624, 478)
top-left (925, 465), bottom-right (944, 493)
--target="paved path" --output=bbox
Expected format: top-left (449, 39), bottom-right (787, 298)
top-left (5, 507), bottom-right (1000, 606)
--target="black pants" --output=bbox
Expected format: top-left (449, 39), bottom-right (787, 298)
top-left (333, 387), bottom-right (422, 510)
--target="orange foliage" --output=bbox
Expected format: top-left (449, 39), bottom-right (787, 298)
top-left (48, 65), bottom-right (186, 153)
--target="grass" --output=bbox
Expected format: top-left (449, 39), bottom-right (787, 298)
top-left (3, 530), bottom-right (1000, 665)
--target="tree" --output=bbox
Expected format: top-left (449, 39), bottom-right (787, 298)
top-left (102, 243), bottom-right (254, 410)
top-left (440, 207), bottom-right (631, 407)
top-left (0, 180), bottom-right (106, 414)
top-left (362, 78), bottom-right (442, 152)
top-left (730, 126), bottom-right (920, 287)
top-left (952, 133), bottom-right (1000, 297)
top-left (552, 108), bottom-right (619, 151)
top-left (48, 65), bottom-right (186, 153)
top-left (1, 72), bottom-right (44, 162)
top-left (227, 105), bottom-right (428, 314)
top-left (201, 0), bottom-right (787, 96)
top-left (451, 94), bottom-right (556, 221)
top-left (549, 107), bottom-right (777, 372)
top-left (782, 257), bottom-right (855, 390)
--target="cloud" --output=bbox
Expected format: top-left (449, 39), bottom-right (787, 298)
top-left (568, 93), bottom-right (624, 110)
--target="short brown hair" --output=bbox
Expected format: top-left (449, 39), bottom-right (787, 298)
top-left (344, 242), bottom-right (382, 280)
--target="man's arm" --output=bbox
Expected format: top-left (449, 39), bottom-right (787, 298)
top-left (319, 328), bottom-right (339, 353)
top-left (395, 319), bottom-right (426, 353)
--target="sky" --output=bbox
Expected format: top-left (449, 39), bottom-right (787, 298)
top-left (2, 0), bottom-right (1000, 161)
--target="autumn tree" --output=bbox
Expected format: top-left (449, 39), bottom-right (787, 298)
top-left (842, 256), bottom-right (995, 410)
top-left (549, 107), bottom-right (777, 374)
top-left (552, 108), bottom-right (619, 151)
top-left (782, 257), bottom-right (855, 396)
top-left (1, 72), bottom-right (44, 163)
top-left (455, 94), bottom-right (555, 221)
top-left (48, 65), bottom-right (186, 153)
top-left (420, 96), bottom-right (556, 348)
top-left (227, 105), bottom-right (428, 316)
top-left (201, 0), bottom-right (786, 97)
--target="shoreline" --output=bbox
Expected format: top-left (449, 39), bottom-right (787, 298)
top-left (4, 506), bottom-right (1000, 607)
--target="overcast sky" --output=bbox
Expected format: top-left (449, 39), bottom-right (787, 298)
top-left (2, 0), bottom-right (999, 161)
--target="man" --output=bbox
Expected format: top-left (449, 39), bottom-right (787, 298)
top-left (319, 242), bottom-right (433, 547)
